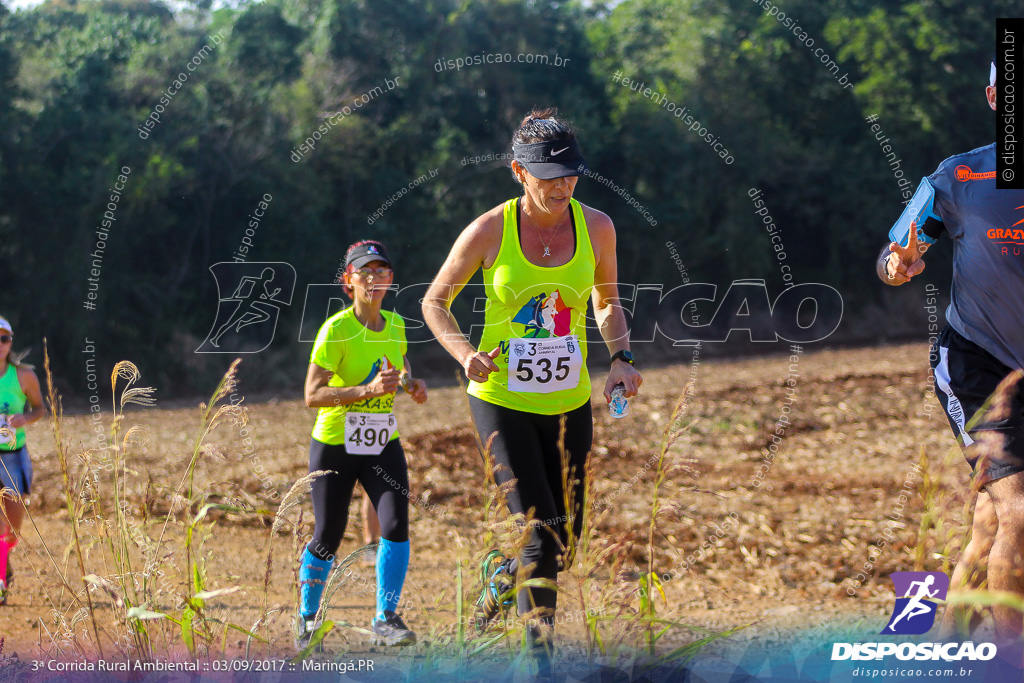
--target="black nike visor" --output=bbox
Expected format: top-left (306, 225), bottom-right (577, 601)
top-left (511, 138), bottom-right (588, 179)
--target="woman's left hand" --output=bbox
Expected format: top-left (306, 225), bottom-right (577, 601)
top-left (6, 414), bottom-right (26, 429)
top-left (408, 378), bottom-right (428, 404)
top-left (604, 361), bottom-right (642, 402)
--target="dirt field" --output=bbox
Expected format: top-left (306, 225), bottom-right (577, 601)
top-left (0, 343), bottom-right (974, 664)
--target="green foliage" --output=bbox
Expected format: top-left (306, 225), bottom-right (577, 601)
top-left (231, 4), bottom-right (305, 86)
top-left (0, 0), bottom-right (1004, 395)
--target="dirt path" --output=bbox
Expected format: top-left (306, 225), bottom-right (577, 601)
top-left (0, 343), bottom-right (971, 662)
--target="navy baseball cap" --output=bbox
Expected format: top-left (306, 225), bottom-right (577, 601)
top-left (346, 241), bottom-right (392, 269)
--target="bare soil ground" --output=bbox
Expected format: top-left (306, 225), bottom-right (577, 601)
top-left (0, 343), bottom-right (973, 664)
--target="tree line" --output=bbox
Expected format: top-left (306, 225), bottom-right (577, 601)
top-left (0, 0), bottom-right (1011, 397)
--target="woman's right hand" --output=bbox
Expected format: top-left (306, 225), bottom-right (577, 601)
top-left (463, 347), bottom-right (502, 383)
top-left (366, 366), bottom-right (401, 397)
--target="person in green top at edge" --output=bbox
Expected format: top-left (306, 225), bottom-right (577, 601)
top-left (0, 316), bottom-right (46, 605)
top-left (297, 241), bottom-right (428, 650)
top-left (422, 108), bottom-right (643, 673)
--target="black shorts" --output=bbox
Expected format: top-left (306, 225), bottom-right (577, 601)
top-left (931, 325), bottom-right (1024, 483)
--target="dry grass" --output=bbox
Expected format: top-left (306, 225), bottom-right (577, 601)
top-left (0, 342), bottom-right (997, 667)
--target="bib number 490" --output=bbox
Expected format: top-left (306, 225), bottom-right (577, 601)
top-left (345, 413), bottom-right (395, 455)
top-left (507, 336), bottom-right (582, 394)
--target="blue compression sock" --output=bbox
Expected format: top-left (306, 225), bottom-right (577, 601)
top-left (376, 539), bottom-right (410, 619)
top-left (299, 547), bottom-right (334, 618)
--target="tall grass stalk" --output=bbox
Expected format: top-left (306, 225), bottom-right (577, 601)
top-left (43, 344), bottom-right (105, 657)
top-left (30, 356), bottom-right (274, 658)
top-left (643, 382), bottom-right (694, 655)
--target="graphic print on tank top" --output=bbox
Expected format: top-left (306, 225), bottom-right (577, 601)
top-left (512, 290), bottom-right (574, 338)
top-left (0, 401), bottom-right (13, 448)
top-left (352, 356), bottom-right (396, 412)
top-left (346, 355), bottom-right (398, 454)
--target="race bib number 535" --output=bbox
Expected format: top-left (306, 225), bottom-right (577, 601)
top-left (507, 335), bottom-right (582, 394)
top-left (345, 412), bottom-right (395, 455)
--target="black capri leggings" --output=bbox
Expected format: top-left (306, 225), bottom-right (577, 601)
top-left (306, 437), bottom-right (410, 562)
top-left (468, 395), bottom-right (593, 622)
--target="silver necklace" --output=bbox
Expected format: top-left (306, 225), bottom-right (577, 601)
top-left (529, 212), bottom-right (568, 258)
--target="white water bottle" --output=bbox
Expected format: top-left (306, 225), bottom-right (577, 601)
top-left (609, 384), bottom-right (629, 419)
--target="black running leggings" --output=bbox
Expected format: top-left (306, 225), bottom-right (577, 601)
top-left (306, 438), bottom-right (409, 562)
top-left (468, 395), bottom-right (593, 625)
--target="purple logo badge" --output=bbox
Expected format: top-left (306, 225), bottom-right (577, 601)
top-left (881, 571), bottom-right (949, 635)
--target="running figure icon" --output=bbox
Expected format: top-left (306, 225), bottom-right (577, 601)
top-left (196, 262), bottom-right (296, 354)
top-left (886, 575), bottom-right (939, 632)
top-left (210, 268), bottom-right (281, 348)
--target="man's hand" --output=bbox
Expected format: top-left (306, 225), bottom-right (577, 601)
top-left (885, 221), bottom-right (928, 284)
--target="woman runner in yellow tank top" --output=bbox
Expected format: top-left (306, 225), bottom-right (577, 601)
top-left (422, 108), bottom-right (642, 670)
top-left (297, 241), bottom-right (428, 651)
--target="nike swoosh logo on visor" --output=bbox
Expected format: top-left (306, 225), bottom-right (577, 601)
top-left (551, 147), bottom-right (569, 156)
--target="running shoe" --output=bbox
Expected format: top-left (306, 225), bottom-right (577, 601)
top-left (370, 610), bottom-right (416, 646)
top-left (0, 580), bottom-right (8, 607)
top-left (474, 550), bottom-right (515, 631)
top-left (294, 614), bottom-right (323, 652)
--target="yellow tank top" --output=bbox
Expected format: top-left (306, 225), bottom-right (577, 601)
top-left (309, 307), bottom-right (407, 447)
top-left (467, 197), bottom-right (595, 414)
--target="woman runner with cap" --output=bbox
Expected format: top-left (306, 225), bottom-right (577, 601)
top-left (422, 108), bottom-right (642, 666)
top-left (296, 240), bottom-right (428, 649)
top-left (0, 317), bottom-right (45, 605)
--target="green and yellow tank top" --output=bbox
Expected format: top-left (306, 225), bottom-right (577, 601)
top-left (309, 307), bottom-right (407, 446)
top-left (467, 197), bottom-right (596, 414)
top-left (0, 363), bottom-right (27, 451)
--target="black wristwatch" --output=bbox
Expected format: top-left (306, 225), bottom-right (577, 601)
top-left (610, 350), bottom-right (634, 366)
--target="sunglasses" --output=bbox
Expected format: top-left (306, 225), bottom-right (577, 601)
top-left (0, 336), bottom-right (11, 344)
top-left (354, 267), bottom-right (393, 278)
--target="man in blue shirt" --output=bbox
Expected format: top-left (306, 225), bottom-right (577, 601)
top-left (880, 59), bottom-right (1024, 642)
